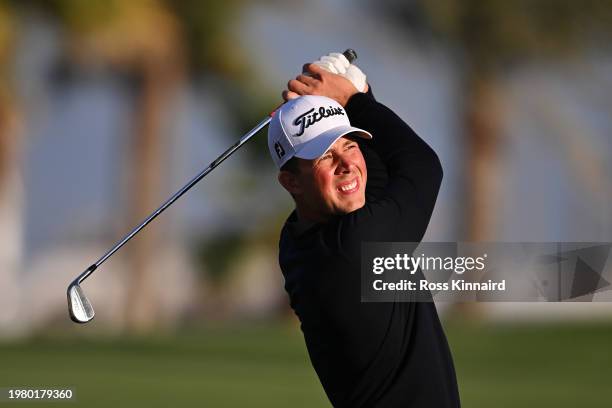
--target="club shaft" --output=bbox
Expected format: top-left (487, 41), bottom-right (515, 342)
top-left (75, 115), bottom-right (272, 284)
top-left (73, 48), bottom-right (358, 286)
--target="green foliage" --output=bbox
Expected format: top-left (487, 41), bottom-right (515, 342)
top-left (193, 233), bottom-right (247, 284)
top-left (166, 0), bottom-right (244, 76)
top-left (381, 0), bottom-right (612, 69)
top-left (17, 0), bottom-right (123, 32)
top-left (0, 0), bottom-right (14, 60)
top-left (166, 0), bottom-right (280, 163)
top-left (219, 81), bottom-right (280, 162)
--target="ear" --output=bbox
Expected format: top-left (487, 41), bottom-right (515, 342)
top-left (278, 170), bottom-right (302, 195)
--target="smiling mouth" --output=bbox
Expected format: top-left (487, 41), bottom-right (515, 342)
top-left (337, 178), bottom-right (359, 194)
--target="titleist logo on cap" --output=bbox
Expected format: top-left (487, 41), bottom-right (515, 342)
top-left (293, 106), bottom-right (345, 137)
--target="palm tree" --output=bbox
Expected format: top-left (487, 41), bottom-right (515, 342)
top-left (375, 0), bottom-right (612, 317)
top-left (16, 0), bottom-right (268, 331)
top-left (0, 0), bottom-right (25, 334)
top-left (380, 0), bottom-right (612, 241)
top-left (43, 0), bottom-right (187, 331)
top-left (0, 0), bottom-right (16, 190)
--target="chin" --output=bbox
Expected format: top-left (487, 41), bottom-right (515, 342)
top-left (338, 196), bottom-right (366, 214)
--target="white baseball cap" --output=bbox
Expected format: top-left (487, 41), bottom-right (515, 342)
top-left (268, 95), bottom-right (372, 169)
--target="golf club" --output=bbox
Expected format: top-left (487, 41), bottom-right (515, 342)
top-left (67, 49), bottom-right (358, 323)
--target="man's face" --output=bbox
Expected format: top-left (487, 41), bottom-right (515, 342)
top-left (289, 136), bottom-right (367, 221)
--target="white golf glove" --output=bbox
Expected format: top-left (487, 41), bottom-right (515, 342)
top-left (312, 52), bottom-right (368, 93)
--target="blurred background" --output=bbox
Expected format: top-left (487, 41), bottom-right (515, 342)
top-left (0, 0), bottom-right (611, 406)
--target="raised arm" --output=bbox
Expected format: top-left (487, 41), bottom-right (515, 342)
top-left (337, 92), bottom-right (443, 249)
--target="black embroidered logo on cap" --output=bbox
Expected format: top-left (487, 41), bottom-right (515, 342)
top-left (293, 106), bottom-right (345, 137)
top-left (274, 142), bottom-right (285, 159)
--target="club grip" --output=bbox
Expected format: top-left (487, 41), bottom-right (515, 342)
top-left (343, 49), bottom-right (358, 64)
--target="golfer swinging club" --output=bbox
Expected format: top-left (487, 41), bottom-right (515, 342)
top-left (268, 52), bottom-right (460, 407)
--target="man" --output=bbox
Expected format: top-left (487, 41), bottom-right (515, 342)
top-left (268, 53), bottom-right (460, 407)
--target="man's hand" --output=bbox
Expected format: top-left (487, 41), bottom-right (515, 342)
top-left (282, 64), bottom-right (359, 107)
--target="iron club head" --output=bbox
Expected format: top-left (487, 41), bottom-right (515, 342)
top-left (67, 281), bottom-right (95, 323)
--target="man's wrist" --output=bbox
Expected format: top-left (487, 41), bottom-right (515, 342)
top-left (339, 89), bottom-right (359, 107)
top-left (345, 88), bottom-right (374, 117)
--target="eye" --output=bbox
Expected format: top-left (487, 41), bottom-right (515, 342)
top-left (317, 153), bottom-right (332, 163)
top-left (346, 143), bottom-right (357, 150)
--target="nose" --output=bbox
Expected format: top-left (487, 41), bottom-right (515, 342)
top-left (335, 153), bottom-right (353, 174)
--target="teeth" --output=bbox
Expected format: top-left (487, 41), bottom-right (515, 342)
top-left (340, 180), bottom-right (357, 191)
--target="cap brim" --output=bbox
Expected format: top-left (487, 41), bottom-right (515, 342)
top-left (293, 125), bottom-right (372, 161)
